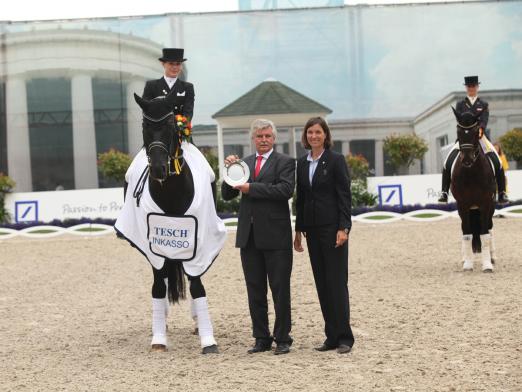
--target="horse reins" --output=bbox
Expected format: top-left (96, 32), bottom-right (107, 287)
top-left (144, 112), bottom-right (186, 178)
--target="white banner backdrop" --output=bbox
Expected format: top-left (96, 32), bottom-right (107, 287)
top-left (4, 188), bottom-right (124, 223)
top-left (367, 170), bottom-right (522, 207)
top-left (3, 170), bottom-right (522, 223)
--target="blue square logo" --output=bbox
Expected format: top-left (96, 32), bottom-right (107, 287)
top-left (15, 201), bottom-right (39, 223)
top-left (378, 185), bottom-right (403, 207)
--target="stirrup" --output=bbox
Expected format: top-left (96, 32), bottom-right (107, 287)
top-left (498, 192), bottom-right (509, 204)
top-left (438, 191), bottom-right (448, 203)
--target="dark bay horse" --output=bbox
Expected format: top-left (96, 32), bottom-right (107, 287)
top-left (450, 108), bottom-right (496, 272)
top-left (125, 92), bottom-right (219, 353)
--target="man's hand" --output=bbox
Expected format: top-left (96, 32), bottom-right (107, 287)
top-left (294, 231), bottom-right (304, 252)
top-left (335, 230), bottom-right (349, 248)
top-left (224, 155), bottom-right (239, 166)
top-left (234, 183), bottom-right (250, 194)
top-left (479, 128), bottom-right (484, 138)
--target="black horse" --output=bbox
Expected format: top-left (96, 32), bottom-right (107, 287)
top-left (128, 92), bottom-right (219, 353)
top-left (450, 108), bottom-right (495, 272)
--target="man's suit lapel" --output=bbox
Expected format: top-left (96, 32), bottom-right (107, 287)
top-left (246, 155), bottom-right (256, 182)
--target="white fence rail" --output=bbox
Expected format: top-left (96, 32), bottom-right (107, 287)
top-left (1, 206), bottom-right (520, 240)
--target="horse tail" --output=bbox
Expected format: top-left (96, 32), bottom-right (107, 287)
top-left (469, 209), bottom-right (482, 253)
top-left (165, 260), bottom-right (186, 303)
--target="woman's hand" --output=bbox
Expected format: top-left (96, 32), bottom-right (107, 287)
top-left (335, 230), bottom-right (349, 248)
top-left (294, 231), bottom-right (304, 252)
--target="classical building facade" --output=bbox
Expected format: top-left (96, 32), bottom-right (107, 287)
top-left (197, 89), bottom-right (522, 177)
top-left (1, 28), bottom-right (162, 191)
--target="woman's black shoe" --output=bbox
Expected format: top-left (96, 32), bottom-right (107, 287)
top-left (315, 343), bottom-right (337, 352)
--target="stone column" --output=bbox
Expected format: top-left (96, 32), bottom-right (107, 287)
top-left (216, 122), bottom-right (225, 181)
top-left (6, 76), bottom-right (32, 191)
top-left (127, 79), bottom-right (145, 155)
top-left (342, 141), bottom-right (350, 156)
top-left (288, 127), bottom-right (297, 158)
top-left (71, 73), bottom-right (98, 189)
top-left (375, 139), bottom-right (384, 176)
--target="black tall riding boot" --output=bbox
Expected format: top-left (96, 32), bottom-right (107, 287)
top-left (438, 167), bottom-right (451, 203)
top-left (488, 152), bottom-right (509, 204)
top-left (497, 168), bottom-right (509, 204)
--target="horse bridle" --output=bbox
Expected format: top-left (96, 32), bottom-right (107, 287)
top-left (458, 120), bottom-right (480, 167)
top-left (144, 112), bottom-right (185, 179)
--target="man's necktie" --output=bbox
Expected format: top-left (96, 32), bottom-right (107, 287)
top-left (254, 155), bottom-right (263, 178)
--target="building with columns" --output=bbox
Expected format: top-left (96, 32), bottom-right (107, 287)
top-left (0, 28), bottom-right (162, 191)
top-left (196, 87), bottom-right (522, 177)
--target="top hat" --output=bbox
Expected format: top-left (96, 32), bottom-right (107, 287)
top-left (464, 76), bottom-right (480, 86)
top-left (159, 48), bottom-right (187, 62)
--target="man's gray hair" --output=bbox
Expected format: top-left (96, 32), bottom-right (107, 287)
top-left (250, 118), bottom-right (277, 139)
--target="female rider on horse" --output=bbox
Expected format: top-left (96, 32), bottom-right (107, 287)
top-left (438, 75), bottom-right (509, 204)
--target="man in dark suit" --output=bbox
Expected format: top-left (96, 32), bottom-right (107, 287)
top-left (221, 119), bottom-right (295, 355)
top-left (142, 48), bottom-right (194, 121)
top-left (439, 75), bottom-right (508, 204)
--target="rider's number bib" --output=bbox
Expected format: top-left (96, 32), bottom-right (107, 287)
top-left (147, 213), bottom-right (198, 261)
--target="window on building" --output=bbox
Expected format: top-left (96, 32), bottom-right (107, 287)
top-left (437, 134), bottom-right (449, 148)
top-left (275, 142), bottom-right (289, 154)
top-left (350, 139), bottom-right (375, 174)
top-left (27, 78), bottom-right (74, 191)
top-left (0, 83), bottom-right (6, 175)
top-left (331, 140), bottom-right (343, 154)
top-left (93, 78), bottom-right (128, 188)
top-left (224, 144), bottom-right (244, 157)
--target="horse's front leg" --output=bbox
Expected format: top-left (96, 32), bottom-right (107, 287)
top-left (459, 208), bottom-right (474, 272)
top-left (189, 277), bottom-right (218, 354)
top-left (150, 266), bottom-right (169, 351)
top-left (479, 206), bottom-right (494, 273)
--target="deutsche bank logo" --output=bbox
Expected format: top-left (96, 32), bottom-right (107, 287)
top-left (378, 185), bottom-right (403, 207)
top-left (15, 201), bottom-right (39, 223)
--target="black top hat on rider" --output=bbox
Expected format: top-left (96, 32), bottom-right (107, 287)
top-left (142, 48), bottom-right (194, 121)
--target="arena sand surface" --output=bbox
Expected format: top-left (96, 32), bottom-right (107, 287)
top-left (1, 218), bottom-right (521, 392)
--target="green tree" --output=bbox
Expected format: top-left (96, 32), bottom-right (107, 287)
top-left (383, 133), bottom-right (428, 174)
top-left (97, 149), bottom-right (132, 182)
top-left (0, 173), bottom-right (16, 223)
top-left (499, 128), bottom-right (522, 168)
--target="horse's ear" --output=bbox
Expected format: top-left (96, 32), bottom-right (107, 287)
top-left (451, 106), bottom-right (460, 122)
top-left (134, 93), bottom-right (150, 111)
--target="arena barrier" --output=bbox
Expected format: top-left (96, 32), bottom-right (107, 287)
top-left (0, 206), bottom-right (520, 240)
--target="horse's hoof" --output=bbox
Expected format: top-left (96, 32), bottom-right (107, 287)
top-left (151, 344), bottom-right (167, 352)
top-left (202, 344), bottom-right (219, 354)
top-left (193, 327), bottom-right (199, 335)
top-left (482, 268), bottom-right (493, 273)
top-left (463, 268), bottom-right (473, 272)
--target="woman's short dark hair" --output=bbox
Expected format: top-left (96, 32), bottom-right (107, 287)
top-left (301, 117), bottom-right (332, 150)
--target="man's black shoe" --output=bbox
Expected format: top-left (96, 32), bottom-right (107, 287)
top-left (247, 340), bottom-right (272, 354)
top-left (315, 343), bottom-right (337, 352)
top-left (274, 343), bottom-right (290, 355)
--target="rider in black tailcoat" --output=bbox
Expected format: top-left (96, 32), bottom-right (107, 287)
top-left (143, 48), bottom-right (195, 121)
top-left (438, 76), bottom-right (508, 204)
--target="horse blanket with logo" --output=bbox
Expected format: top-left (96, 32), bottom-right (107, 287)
top-left (115, 142), bottom-right (227, 276)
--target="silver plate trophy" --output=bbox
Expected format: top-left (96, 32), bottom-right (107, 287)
top-left (223, 160), bottom-right (250, 186)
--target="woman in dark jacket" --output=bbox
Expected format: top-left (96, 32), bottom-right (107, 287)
top-left (294, 117), bottom-right (355, 354)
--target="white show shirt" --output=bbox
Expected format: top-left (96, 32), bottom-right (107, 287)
top-left (307, 149), bottom-right (325, 185)
top-left (467, 95), bottom-right (478, 105)
top-left (164, 76), bottom-right (177, 89)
